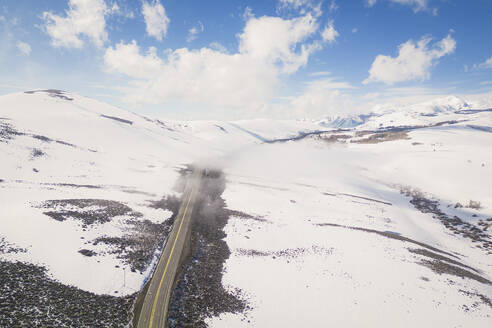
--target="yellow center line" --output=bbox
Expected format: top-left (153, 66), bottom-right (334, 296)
top-left (148, 185), bottom-right (195, 328)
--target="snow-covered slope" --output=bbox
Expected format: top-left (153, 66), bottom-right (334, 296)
top-left (0, 90), bottom-right (325, 298)
top-left (1, 90), bottom-right (491, 327)
top-left (208, 112), bottom-right (492, 328)
top-left (0, 90), bottom-right (209, 296)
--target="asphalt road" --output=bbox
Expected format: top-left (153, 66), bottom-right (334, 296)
top-left (137, 169), bottom-right (202, 328)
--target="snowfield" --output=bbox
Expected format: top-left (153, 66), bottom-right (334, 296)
top-left (1, 90), bottom-right (491, 327)
top-left (209, 128), bottom-right (492, 327)
top-left (0, 90), bottom-right (206, 296)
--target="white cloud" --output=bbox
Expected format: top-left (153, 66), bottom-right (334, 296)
top-left (104, 13), bottom-right (323, 109)
top-left (321, 20), bottom-right (339, 43)
top-left (391, 0), bottom-right (428, 12)
top-left (42, 0), bottom-right (108, 48)
top-left (352, 27), bottom-right (358, 33)
top-left (278, 0), bottom-right (322, 16)
top-left (286, 77), bottom-right (357, 117)
top-left (363, 35), bottom-right (456, 85)
top-left (483, 57), bottom-right (492, 68)
top-left (209, 42), bottom-right (228, 53)
top-left (104, 41), bottom-right (163, 79)
top-left (309, 71), bottom-right (331, 76)
top-left (243, 7), bottom-right (254, 21)
top-left (329, 1), bottom-right (339, 12)
top-left (16, 41), bottom-right (31, 55)
top-left (109, 1), bottom-right (135, 19)
top-left (142, 0), bottom-right (170, 41)
top-left (475, 56), bottom-right (492, 70)
top-left (105, 44), bottom-right (277, 108)
top-left (305, 77), bottom-right (355, 90)
top-left (366, 0), bottom-right (434, 13)
top-left (278, 0), bottom-right (311, 9)
top-left (187, 21), bottom-right (204, 42)
top-left (109, 2), bottom-right (120, 14)
top-left (239, 13), bottom-right (320, 74)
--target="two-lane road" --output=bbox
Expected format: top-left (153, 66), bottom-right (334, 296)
top-left (137, 169), bottom-right (202, 328)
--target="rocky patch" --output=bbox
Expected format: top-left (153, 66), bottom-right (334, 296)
top-left (401, 188), bottom-right (492, 253)
top-left (0, 237), bottom-right (27, 255)
top-left (0, 260), bottom-right (135, 327)
top-left (236, 246), bottom-right (333, 260)
top-left (38, 199), bottom-right (142, 227)
top-left (0, 120), bottom-right (23, 142)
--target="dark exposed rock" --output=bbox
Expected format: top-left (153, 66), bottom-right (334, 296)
top-left (459, 289), bottom-right (492, 309)
top-left (31, 148), bottom-right (45, 158)
top-left (0, 237), bottom-right (27, 254)
top-left (0, 121), bottom-right (24, 142)
top-left (418, 259), bottom-right (491, 285)
top-left (92, 218), bottom-right (173, 273)
top-left (408, 248), bottom-right (479, 273)
top-left (0, 260), bottom-right (135, 327)
top-left (32, 134), bottom-right (52, 142)
top-left (101, 114), bottom-right (133, 125)
top-left (39, 199), bottom-right (142, 226)
top-left (236, 246), bottom-right (333, 259)
top-left (24, 89), bottom-right (74, 101)
top-left (401, 188), bottom-right (491, 253)
top-left (78, 249), bottom-right (97, 257)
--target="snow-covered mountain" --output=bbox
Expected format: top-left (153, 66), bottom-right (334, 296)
top-left (1, 90), bottom-right (491, 327)
top-left (316, 95), bottom-right (491, 131)
top-left (317, 114), bottom-right (370, 129)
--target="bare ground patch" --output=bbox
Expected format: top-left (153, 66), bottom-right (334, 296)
top-left (408, 248), bottom-right (479, 273)
top-left (38, 199), bottom-right (143, 227)
top-left (0, 120), bottom-right (24, 142)
top-left (0, 237), bottom-right (27, 255)
top-left (314, 133), bottom-right (352, 144)
top-left (100, 114), bottom-right (133, 125)
top-left (35, 198), bottom-right (179, 273)
top-left (31, 133), bottom-right (76, 148)
top-left (340, 193), bottom-right (392, 206)
top-left (88, 195), bottom-right (181, 273)
top-left (227, 209), bottom-right (271, 223)
top-left (90, 219), bottom-right (174, 273)
top-left (43, 182), bottom-right (102, 189)
top-left (459, 290), bottom-right (492, 310)
top-left (417, 259), bottom-right (490, 285)
top-left (0, 260), bottom-right (135, 327)
top-left (401, 188), bottom-right (492, 253)
top-left (351, 131), bottom-right (410, 144)
top-left (24, 89), bottom-right (73, 101)
top-left (236, 245), bottom-right (333, 259)
top-left (30, 148), bottom-right (46, 159)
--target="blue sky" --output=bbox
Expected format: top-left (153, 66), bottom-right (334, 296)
top-left (1, 0), bottom-right (491, 119)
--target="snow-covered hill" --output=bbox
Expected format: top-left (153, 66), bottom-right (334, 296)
top-left (0, 90), bottom-right (208, 294)
top-left (1, 90), bottom-right (491, 327)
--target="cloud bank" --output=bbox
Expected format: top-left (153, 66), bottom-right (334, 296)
top-left (364, 35), bottom-right (456, 85)
top-left (104, 12), bottom-right (328, 110)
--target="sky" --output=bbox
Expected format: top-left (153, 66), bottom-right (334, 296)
top-left (1, 0), bottom-right (492, 120)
